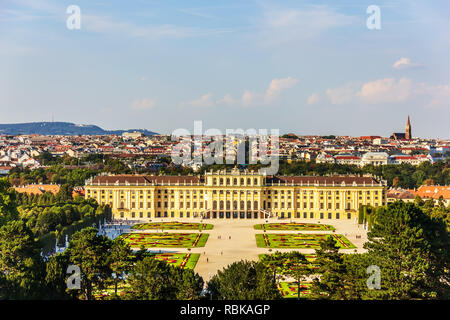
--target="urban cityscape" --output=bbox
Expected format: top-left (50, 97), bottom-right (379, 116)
top-left (0, 0), bottom-right (449, 314)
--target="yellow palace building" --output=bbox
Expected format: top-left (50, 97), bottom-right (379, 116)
top-left (85, 169), bottom-right (387, 221)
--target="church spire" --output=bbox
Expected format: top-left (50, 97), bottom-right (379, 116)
top-left (405, 115), bottom-right (412, 139)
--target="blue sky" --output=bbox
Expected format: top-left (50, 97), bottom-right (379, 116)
top-left (1, 0), bottom-right (449, 138)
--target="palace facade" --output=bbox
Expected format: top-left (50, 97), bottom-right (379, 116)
top-left (85, 169), bottom-right (387, 221)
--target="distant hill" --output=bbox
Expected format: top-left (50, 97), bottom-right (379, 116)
top-left (0, 122), bottom-right (157, 136)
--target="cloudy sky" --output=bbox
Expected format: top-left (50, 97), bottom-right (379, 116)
top-left (1, 0), bottom-right (449, 138)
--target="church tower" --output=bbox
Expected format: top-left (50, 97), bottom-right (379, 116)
top-left (405, 115), bottom-right (412, 139)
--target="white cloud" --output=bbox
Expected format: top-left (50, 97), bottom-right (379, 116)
top-left (241, 90), bottom-right (258, 107)
top-left (198, 77), bottom-right (298, 108)
top-left (324, 77), bottom-right (449, 109)
top-left (216, 93), bottom-right (237, 106)
top-left (326, 87), bottom-right (354, 105)
top-left (307, 93), bottom-right (320, 105)
top-left (393, 57), bottom-right (420, 70)
top-left (131, 98), bottom-right (156, 111)
top-left (357, 78), bottom-right (412, 104)
top-left (265, 77), bottom-right (298, 102)
top-left (187, 93), bottom-right (215, 108)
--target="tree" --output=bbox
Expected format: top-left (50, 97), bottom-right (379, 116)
top-left (392, 176), bottom-right (400, 187)
top-left (414, 195), bottom-right (424, 207)
top-left (56, 184), bottom-right (73, 202)
top-left (207, 260), bottom-right (280, 300)
top-left (65, 227), bottom-right (112, 300)
top-left (0, 178), bottom-right (19, 226)
top-left (282, 251), bottom-right (311, 300)
top-left (311, 236), bottom-right (346, 299)
top-left (365, 202), bottom-right (450, 299)
top-left (0, 220), bottom-right (44, 299)
top-left (124, 257), bottom-right (177, 300)
top-left (44, 252), bottom-right (72, 299)
top-left (260, 251), bottom-right (285, 284)
top-left (339, 253), bottom-right (378, 300)
top-left (108, 239), bottom-right (132, 297)
top-left (171, 267), bottom-right (204, 300)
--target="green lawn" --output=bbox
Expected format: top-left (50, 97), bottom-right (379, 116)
top-left (119, 232), bottom-right (209, 248)
top-left (254, 222), bottom-right (335, 231)
top-left (256, 233), bottom-right (356, 249)
top-left (132, 221), bottom-right (213, 230)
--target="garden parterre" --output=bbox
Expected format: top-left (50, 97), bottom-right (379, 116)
top-left (151, 252), bottom-right (200, 269)
top-left (254, 222), bottom-right (335, 231)
top-left (119, 232), bottom-right (209, 248)
top-left (132, 221), bottom-right (213, 230)
top-left (256, 233), bottom-right (356, 249)
top-left (278, 282), bottom-right (313, 298)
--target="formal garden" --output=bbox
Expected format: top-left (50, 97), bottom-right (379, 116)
top-left (278, 282), bottom-right (313, 298)
top-left (254, 222), bottom-right (335, 231)
top-left (132, 221), bottom-right (214, 230)
top-left (119, 232), bottom-right (209, 248)
top-left (150, 252), bottom-right (200, 269)
top-left (255, 233), bottom-right (356, 249)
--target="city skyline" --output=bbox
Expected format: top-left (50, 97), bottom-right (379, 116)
top-left (1, 0), bottom-right (450, 138)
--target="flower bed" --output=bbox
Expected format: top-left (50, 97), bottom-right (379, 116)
top-left (254, 222), bottom-right (335, 231)
top-left (132, 221), bottom-right (214, 230)
top-left (278, 282), bottom-right (313, 298)
top-left (256, 233), bottom-right (356, 249)
top-left (119, 232), bottom-right (209, 248)
top-left (151, 252), bottom-right (200, 269)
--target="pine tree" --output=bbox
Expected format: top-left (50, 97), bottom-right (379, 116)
top-left (365, 201), bottom-right (450, 299)
top-left (311, 236), bottom-right (346, 299)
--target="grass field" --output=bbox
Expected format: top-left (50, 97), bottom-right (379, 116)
top-left (119, 232), bottom-right (209, 248)
top-left (255, 233), bottom-right (355, 249)
top-left (132, 221), bottom-right (214, 230)
top-left (254, 222), bottom-right (335, 231)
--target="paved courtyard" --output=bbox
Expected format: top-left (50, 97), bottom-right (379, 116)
top-left (128, 218), bottom-right (369, 282)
